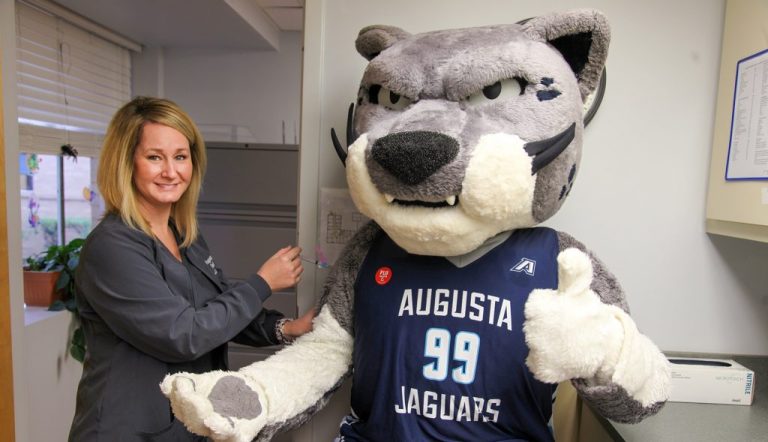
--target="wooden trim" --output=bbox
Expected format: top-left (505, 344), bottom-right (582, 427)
top-left (0, 46), bottom-right (18, 440)
top-left (706, 218), bottom-right (768, 244)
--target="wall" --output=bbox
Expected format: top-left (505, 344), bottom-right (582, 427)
top-left (23, 310), bottom-right (82, 441)
top-left (299, 0), bottom-right (768, 358)
top-left (133, 32), bottom-right (303, 145)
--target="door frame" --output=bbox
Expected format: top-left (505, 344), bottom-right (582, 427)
top-left (0, 42), bottom-right (18, 441)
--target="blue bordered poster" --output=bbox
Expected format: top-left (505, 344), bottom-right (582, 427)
top-left (726, 48), bottom-right (768, 180)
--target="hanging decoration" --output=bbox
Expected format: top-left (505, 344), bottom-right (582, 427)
top-left (83, 186), bottom-right (97, 202)
top-left (27, 196), bottom-right (40, 228)
top-left (61, 143), bottom-right (78, 162)
top-left (26, 153), bottom-right (40, 174)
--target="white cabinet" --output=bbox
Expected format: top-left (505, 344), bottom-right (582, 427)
top-left (706, 0), bottom-right (768, 242)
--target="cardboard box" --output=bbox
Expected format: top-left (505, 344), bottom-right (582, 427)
top-left (668, 357), bottom-right (755, 405)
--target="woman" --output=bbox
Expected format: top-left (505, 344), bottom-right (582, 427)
top-left (69, 96), bottom-right (313, 441)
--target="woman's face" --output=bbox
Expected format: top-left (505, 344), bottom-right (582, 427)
top-left (133, 122), bottom-right (193, 214)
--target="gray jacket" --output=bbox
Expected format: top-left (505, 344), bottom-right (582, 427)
top-left (69, 213), bottom-right (281, 441)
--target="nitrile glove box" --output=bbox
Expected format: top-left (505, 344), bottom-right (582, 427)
top-left (668, 358), bottom-right (755, 405)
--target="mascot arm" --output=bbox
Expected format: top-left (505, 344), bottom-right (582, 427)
top-left (253, 221), bottom-right (382, 441)
top-left (161, 222), bottom-right (381, 442)
top-left (523, 231), bottom-right (670, 424)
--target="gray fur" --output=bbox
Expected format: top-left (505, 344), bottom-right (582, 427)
top-left (532, 143), bottom-right (581, 222)
top-left (556, 230), bottom-right (629, 313)
top-left (209, 376), bottom-right (262, 419)
top-left (255, 376), bottom-right (349, 442)
top-left (318, 221), bottom-right (382, 335)
top-left (356, 25), bottom-right (412, 61)
top-left (572, 379), bottom-right (666, 424)
top-left (522, 9), bottom-right (611, 99)
top-left (352, 16), bottom-right (606, 226)
top-left (249, 223), bottom-right (381, 440)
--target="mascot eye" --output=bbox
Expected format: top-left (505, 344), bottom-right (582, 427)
top-left (466, 78), bottom-right (527, 105)
top-left (369, 84), bottom-right (412, 110)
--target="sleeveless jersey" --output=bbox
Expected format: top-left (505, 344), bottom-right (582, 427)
top-left (338, 227), bottom-right (561, 442)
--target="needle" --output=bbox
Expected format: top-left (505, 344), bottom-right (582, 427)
top-left (300, 256), bottom-right (329, 269)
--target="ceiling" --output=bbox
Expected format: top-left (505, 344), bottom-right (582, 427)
top-left (254, 0), bottom-right (304, 30)
top-left (51, 0), bottom-right (304, 51)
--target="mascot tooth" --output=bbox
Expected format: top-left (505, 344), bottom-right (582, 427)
top-left (163, 9), bottom-right (670, 441)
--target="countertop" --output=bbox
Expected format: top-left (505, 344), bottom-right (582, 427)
top-left (597, 355), bottom-right (767, 442)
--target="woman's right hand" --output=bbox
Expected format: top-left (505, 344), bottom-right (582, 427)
top-left (257, 246), bottom-right (303, 292)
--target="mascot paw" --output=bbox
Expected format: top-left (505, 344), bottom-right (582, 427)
top-left (161, 371), bottom-right (268, 442)
top-left (523, 248), bottom-right (624, 384)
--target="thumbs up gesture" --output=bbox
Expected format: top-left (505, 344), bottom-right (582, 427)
top-left (523, 248), bottom-right (625, 384)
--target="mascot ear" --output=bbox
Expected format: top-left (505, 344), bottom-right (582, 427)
top-left (522, 10), bottom-right (610, 100)
top-left (355, 25), bottom-right (411, 60)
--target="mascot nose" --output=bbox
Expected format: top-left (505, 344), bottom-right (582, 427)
top-left (372, 131), bottom-right (459, 185)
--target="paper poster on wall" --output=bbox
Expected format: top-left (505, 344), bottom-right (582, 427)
top-left (319, 188), bottom-right (369, 265)
top-left (725, 48), bottom-right (768, 180)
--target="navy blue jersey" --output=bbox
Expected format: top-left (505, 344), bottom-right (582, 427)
top-left (339, 228), bottom-right (560, 442)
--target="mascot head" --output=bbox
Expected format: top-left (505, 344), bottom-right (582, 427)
top-left (334, 10), bottom-right (610, 256)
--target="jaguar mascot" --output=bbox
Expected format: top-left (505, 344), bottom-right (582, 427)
top-left (162, 9), bottom-right (670, 441)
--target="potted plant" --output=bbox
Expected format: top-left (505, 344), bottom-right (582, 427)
top-left (23, 238), bottom-right (86, 362)
top-left (23, 253), bottom-right (63, 307)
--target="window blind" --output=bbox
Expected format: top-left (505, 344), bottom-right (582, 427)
top-left (15, 1), bottom-right (131, 157)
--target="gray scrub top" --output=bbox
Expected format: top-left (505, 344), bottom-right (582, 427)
top-left (69, 213), bottom-right (283, 441)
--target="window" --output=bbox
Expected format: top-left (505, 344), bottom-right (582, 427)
top-left (15, 1), bottom-right (132, 260)
top-left (20, 153), bottom-right (97, 259)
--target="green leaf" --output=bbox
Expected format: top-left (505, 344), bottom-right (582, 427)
top-left (44, 247), bottom-right (58, 261)
top-left (67, 238), bottom-right (85, 250)
top-left (43, 261), bottom-right (57, 272)
top-left (70, 327), bottom-right (85, 363)
top-left (55, 272), bottom-right (70, 291)
top-left (70, 342), bottom-right (85, 363)
top-left (64, 298), bottom-right (78, 312)
top-left (48, 300), bottom-right (66, 311)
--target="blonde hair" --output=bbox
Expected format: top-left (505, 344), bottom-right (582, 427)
top-left (98, 96), bottom-right (207, 247)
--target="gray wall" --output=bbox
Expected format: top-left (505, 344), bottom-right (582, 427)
top-left (132, 29), bottom-right (304, 319)
top-left (133, 31), bottom-right (302, 145)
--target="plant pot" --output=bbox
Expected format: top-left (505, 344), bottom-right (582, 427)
top-left (23, 270), bottom-right (62, 307)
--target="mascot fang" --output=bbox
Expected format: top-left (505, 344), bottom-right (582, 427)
top-left (163, 9), bottom-right (671, 441)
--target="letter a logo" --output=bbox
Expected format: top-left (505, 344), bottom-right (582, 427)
top-left (510, 258), bottom-right (536, 276)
